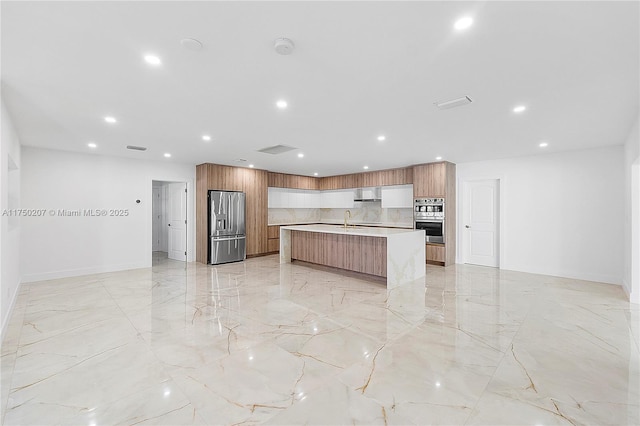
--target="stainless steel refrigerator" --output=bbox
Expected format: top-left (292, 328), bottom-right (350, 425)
top-left (208, 190), bottom-right (246, 264)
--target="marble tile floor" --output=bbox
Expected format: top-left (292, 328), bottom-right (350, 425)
top-left (1, 253), bottom-right (638, 425)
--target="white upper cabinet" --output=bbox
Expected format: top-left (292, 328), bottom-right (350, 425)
top-left (321, 189), bottom-right (355, 208)
top-left (305, 191), bottom-right (322, 208)
top-left (268, 187), bottom-right (282, 208)
top-left (269, 188), bottom-right (355, 209)
top-left (268, 188), bottom-right (318, 209)
top-left (381, 184), bottom-right (413, 208)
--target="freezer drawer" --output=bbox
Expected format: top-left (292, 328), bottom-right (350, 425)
top-left (210, 236), bottom-right (246, 264)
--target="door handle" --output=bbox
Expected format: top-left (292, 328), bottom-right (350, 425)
top-left (465, 225), bottom-right (470, 228)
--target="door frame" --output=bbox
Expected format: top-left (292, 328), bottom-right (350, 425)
top-left (457, 176), bottom-right (506, 267)
top-left (151, 184), bottom-right (166, 252)
top-left (147, 178), bottom-right (194, 266)
top-left (167, 182), bottom-right (188, 262)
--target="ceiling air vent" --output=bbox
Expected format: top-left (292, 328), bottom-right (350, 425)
top-left (434, 96), bottom-right (473, 110)
top-left (257, 144), bottom-right (297, 155)
top-left (126, 145), bottom-right (147, 151)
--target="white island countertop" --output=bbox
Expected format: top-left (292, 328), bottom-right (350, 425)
top-left (270, 221), bottom-right (414, 229)
top-left (280, 224), bottom-right (425, 288)
top-left (279, 224), bottom-right (418, 237)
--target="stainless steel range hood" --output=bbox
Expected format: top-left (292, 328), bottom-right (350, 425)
top-left (354, 187), bottom-right (382, 202)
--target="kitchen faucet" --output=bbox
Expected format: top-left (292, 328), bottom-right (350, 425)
top-left (344, 209), bottom-right (351, 229)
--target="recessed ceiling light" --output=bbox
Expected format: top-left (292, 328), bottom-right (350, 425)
top-left (104, 116), bottom-right (117, 123)
top-left (377, 135), bottom-right (386, 142)
top-left (87, 142), bottom-right (97, 149)
top-left (435, 156), bottom-right (442, 160)
top-left (363, 165), bottom-right (369, 170)
top-left (276, 100), bottom-right (288, 109)
top-left (298, 153), bottom-right (304, 158)
top-left (313, 172), bottom-right (318, 176)
top-left (539, 142), bottom-right (549, 148)
top-left (513, 105), bottom-right (527, 113)
top-left (202, 135), bottom-right (211, 141)
top-left (144, 54), bottom-right (161, 66)
top-left (454, 16), bottom-right (473, 31)
top-left (164, 153), bottom-right (171, 158)
top-left (248, 164), bottom-right (255, 168)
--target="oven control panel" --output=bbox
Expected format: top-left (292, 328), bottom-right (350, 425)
top-left (414, 198), bottom-right (445, 218)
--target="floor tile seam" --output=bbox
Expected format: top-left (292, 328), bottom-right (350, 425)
top-left (3, 341), bottom-right (155, 423)
top-left (1, 281), bottom-right (33, 425)
top-left (323, 308), bottom-right (428, 359)
top-left (103, 379), bottom-right (205, 425)
top-left (166, 367), bottom-right (294, 424)
top-left (624, 312), bottom-right (640, 353)
top-left (99, 268), bottom-right (158, 347)
top-left (15, 313), bottom-right (130, 353)
top-left (102, 266), bottom-right (208, 422)
top-left (631, 331), bottom-right (640, 354)
top-left (461, 290), bottom-right (536, 426)
top-left (100, 312), bottom-right (204, 421)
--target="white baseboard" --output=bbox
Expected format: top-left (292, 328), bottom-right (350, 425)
top-left (454, 260), bottom-right (623, 287)
top-left (1, 279), bottom-right (22, 344)
top-left (21, 262), bottom-right (148, 283)
top-left (622, 278), bottom-right (632, 298)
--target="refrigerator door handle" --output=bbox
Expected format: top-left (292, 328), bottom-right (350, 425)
top-left (210, 236), bottom-right (246, 242)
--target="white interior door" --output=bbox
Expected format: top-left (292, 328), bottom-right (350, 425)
top-left (167, 182), bottom-right (187, 261)
top-left (152, 186), bottom-right (162, 251)
top-left (463, 179), bottom-right (499, 267)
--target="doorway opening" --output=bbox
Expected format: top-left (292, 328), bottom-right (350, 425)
top-left (461, 178), bottom-right (501, 268)
top-left (152, 180), bottom-right (188, 263)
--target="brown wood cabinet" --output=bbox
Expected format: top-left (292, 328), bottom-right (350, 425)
top-left (267, 225), bottom-right (280, 253)
top-left (413, 162), bottom-right (448, 198)
top-left (319, 167), bottom-right (412, 190)
top-left (362, 167), bottom-right (413, 187)
top-left (319, 173), bottom-right (363, 190)
top-left (291, 231), bottom-right (387, 278)
top-left (196, 163), bottom-right (268, 263)
top-left (243, 168), bottom-right (268, 256)
top-left (413, 161), bottom-right (456, 267)
top-left (268, 172), bottom-right (319, 190)
top-left (426, 243), bottom-right (445, 265)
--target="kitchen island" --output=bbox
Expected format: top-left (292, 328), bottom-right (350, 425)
top-left (280, 224), bottom-right (425, 288)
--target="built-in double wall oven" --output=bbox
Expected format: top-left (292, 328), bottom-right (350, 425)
top-left (414, 198), bottom-right (445, 243)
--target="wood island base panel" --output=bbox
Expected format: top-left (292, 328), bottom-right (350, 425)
top-left (280, 224), bottom-right (425, 289)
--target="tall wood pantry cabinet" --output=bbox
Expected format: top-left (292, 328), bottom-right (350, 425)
top-left (413, 161), bottom-right (456, 266)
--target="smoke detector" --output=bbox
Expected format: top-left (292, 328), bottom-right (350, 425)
top-left (274, 38), bottom-right (295, 55)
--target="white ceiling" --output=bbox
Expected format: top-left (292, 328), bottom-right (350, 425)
top-left (2, 1), bottom-right (638, 176)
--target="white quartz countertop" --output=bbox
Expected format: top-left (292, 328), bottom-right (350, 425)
top-left (269, 220), bottom-right (414, 229)
top-left (280, 224), bottom-right (423, 237)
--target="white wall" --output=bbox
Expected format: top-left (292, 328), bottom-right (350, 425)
top-left (1, 98), bottom-right (22, 336)
top-left (457, 146), bottom-right (625, 285)
top-left (623, 115), bottom-right (640, 304)
top-left (20, 147), bottom-right (196, 282)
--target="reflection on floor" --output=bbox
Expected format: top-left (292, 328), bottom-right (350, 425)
top-left (1, 255), bottom-right (638, 425)
top-left (152, 251), bottom-right (168, 265)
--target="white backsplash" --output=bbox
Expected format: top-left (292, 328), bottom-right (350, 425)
top-left (268, 201), bottom-right (413, 226)
top-left (268, 208), bottom-right (322, 225)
